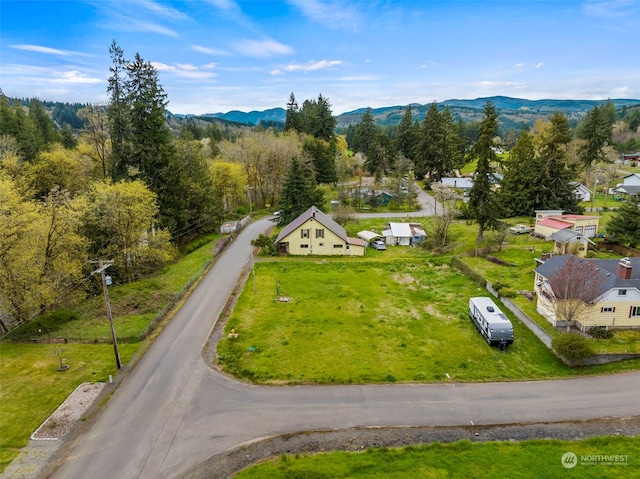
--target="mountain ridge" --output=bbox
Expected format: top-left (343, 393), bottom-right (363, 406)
top-left (204, 96), bottom-right (640, 131)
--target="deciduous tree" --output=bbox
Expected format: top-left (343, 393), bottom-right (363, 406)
top-left (547, 256), bottom-right (606, 332)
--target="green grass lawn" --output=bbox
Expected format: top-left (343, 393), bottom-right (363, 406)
top-left (217, 259), bottom-right (640, 384)
top-left (0, 343), bottom-right (138, 471)
top-left (235, 436), bottom-right (640, 479)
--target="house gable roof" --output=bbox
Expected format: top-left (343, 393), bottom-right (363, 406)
top-left (535, 254), bottom-right (640, 293)
top-left (276, 206), bottom-right (347, 243)
top-left (550, 229), bottom-right (587, 244)
top-left (386, 222), bottom-right (412, 237)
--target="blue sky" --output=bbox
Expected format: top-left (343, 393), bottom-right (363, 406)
top-left (1, 0), bottom-right (639, 115)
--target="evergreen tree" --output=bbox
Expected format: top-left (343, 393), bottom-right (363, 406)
top-left (365, 133), bottom-right (395, 180)
top-left (468, 101), bottom-right (503, 241)
top-left (284, 92), bottom-right (300, 132)
top-left (577, 104), bottom-right (613, 185)
top-left (303, 136), bottom-right (337, 184)
top-left (311, 94), bottom-right (336, 142)
top-left (278, 156), bottom-right (325, 225)
top-left (499, 128), bottom-right (538, 216)
top-left (28, 99), bottom-right (60, 146)
top-left (299, 94), bottom-right (336, 142)
top-left (352, 107), bottom-right (377, 156)
top-left (394, 106), bottom-right (418, 163)
top-left (13, 103), bottom-right (43, 162)
top-left (533, 112), bottom-right (581, 213)
top-left (106, 40), bottom-right (131, 179)
top-left (414, 102), bottom-right (441, 180)
top-left (606, 196), bottom-right (640, 247)
top-left (414, 103), bottom-right (459, 182)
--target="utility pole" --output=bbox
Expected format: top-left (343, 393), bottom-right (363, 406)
top-left (91, 260), bottom-right (121, 369)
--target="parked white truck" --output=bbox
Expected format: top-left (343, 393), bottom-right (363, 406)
top-left (468, 297), bottom-right (514, 350)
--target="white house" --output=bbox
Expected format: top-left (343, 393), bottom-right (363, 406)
top-left (571, 182), bottom-right (591, 202)
top-left (382, 222), bottom-right (413, 246)
top-left (613, 173), bottom-right (640, 197)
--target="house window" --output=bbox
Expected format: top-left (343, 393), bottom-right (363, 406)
top-left (619, 289), bottom-right (627, 296)
top-left (318, 243), bottom-right (324, 247)
top-left (300, 244), bottom-right (309, 249)
top-left (333, 244), bottom-right (343, 248)
top-left (316, 229), bottom-right (324, 238)
top-left (601, 307), bottom-right (615, 313)
top-left (631, 306), bottom-right (640, 317)
top-left (301, 229), bottom-right (310, 238)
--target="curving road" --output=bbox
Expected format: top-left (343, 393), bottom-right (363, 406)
top-left (49, 216), bottom-right (640, 479)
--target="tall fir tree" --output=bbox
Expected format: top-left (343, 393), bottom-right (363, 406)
top-left (606, 196), bottom-right (640, 247)
top-left (414, 102), bottom-right (460, 182)
top-left (533, 112), bottom-right (581, 213)
top-left (278, 156), bottom-right (325, 225)
top-left (394, 106), bottom-right (418, 163)
top-left (352, 107), bottom-right (377, 157)
top-left (499, 128), bottom-right (538, 216)
top-left (106, 40), bottom-right (131, 179)
top-left (468, 101), bottom-right (503, 241)
top-left (578, 104), bottom-right (613, 186)
top-left (284, 92), bottom-right (300, 132)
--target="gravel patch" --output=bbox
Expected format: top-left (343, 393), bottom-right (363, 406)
top-left (31, 382), bottom-right (104, 441)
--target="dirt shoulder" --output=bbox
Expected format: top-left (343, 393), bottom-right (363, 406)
top-left (179, 416), bottom-right (640, 479)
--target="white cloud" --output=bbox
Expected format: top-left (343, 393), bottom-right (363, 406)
top-left (234, 38), bottom-right (294, 58)
top-left (515, 63), bottom-right (524, 68)
top-left (583, 0), bottom-right (638, 19)
top-left (130, 20), bottom-right (179, 37)
top-left (536, 62), bottom-right (544, 69)
top-left (176, 64), bottom-right (198, 71)
top-left (151, 62), bottom-right (218, 79)
top-left (11, 44), bottom-right (90, 57)
top-left (51, 71), bottom-right (102, 84)
top-left (287, 0), bottom-right (360, 30)
top-left (270, 60), bottom-right (343, 76)
top-left (191, 45), bottom-right (231, 56)
top-left (283, 60), bottom-right (342, 73)
top-left (137, 0), bottom-right (191, 20)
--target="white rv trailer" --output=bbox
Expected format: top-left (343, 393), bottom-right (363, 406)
top-left (468, 297), bottom-right (514, 350)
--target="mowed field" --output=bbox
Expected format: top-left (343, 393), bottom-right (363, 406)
top-left (217, 259), bottom-right (592, 384)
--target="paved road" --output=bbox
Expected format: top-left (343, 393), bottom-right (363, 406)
top-left (49, 216), bottom-right (640, 479)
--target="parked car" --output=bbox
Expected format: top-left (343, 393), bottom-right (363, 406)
top-left (509, 224), bottom-right (534, 235)
top-left (371, 238), bottom-right (386, 250)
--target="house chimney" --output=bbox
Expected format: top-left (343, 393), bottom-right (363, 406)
top-left (617, 258), bottom-right (632, 280)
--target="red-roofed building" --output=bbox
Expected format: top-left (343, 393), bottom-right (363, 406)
top-left (533, 210), bottom-right (600, 239)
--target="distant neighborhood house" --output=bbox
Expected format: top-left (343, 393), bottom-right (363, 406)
top-left (612, 173), bottom-right (640, 197)
top-left (439, 177), bottom-right (474, 191)
top-left (571, 182), bottom-right (591, 202)
top-left (620, 152), bottom-right (640, 164)
top-left (534, 255), bottom-right (640, 330)
top-left (275, 206), bottom-right (366, 256)
top-left (381, 222), bottom-right (427, 246)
